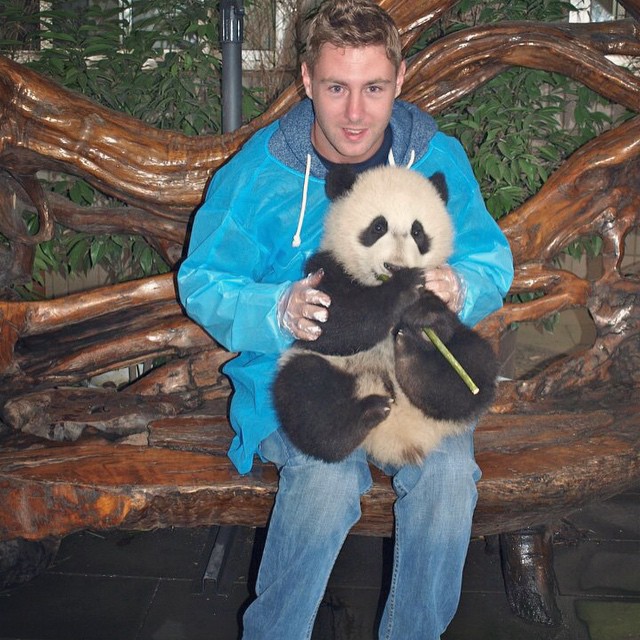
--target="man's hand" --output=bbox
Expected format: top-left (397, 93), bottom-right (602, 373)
top-left (278, 270), bottom-right (331, 340)
top-left (423, 265), bottom-right (465, 313)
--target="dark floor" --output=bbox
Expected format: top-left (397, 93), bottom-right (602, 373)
top-left (1, 486), bottom-right (639, 640)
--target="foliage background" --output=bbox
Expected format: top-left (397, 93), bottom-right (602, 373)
top-left (0, 0), bottom-right (631, 294)
top-left (1, 0), bottom-right (263, 292)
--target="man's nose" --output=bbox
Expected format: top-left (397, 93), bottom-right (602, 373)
top-left (346, 92), bottom-right (364, 122)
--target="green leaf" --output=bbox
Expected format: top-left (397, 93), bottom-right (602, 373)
top-left (40, 30), bottom-right (77, 43)
top-left (67, 237), bottom-right (90, 274)
top-left (90, 238), bottom-right (107, 267)
top-left (139, 246), bottom-right (153, 274)
top-left (84, 43), bottom-right (116, 57)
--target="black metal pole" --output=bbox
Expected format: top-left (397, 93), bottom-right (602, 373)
top-left (200, 0), bottom-right (246, 593)
top-left (219, 0), bottom-right (245, 134)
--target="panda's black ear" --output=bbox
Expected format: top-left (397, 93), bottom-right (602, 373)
top-left (325, 165), bottom-right (358, 201)
top-left (429, 171), bottom-right (448, 204)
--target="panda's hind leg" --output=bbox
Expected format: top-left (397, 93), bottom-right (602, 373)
top-left (273, 352), bottom-right (391, 462)
top-left (394, 320), bottom-right (499, 422)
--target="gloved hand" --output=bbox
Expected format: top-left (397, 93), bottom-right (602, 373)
top-left (423, 265), bottom-right (465, 313)
top-left (278, 270), bottom-right (331, 341)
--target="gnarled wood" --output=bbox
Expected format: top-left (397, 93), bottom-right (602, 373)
top-left (1, 19), bottom-right (638, 253)
top-left (0, 0), bottom-right (639, 623)
top-left (0, 395), bottom-right (637, 541)
top-left (500, 527), bottom-right (562, 626)
top-left (403, 20), bottom-right (640, 114)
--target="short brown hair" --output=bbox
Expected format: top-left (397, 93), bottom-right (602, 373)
top-left (304, 0), bottom-right (402, 72)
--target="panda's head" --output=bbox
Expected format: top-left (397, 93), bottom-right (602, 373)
top-left (322, 165), bottom-right (454, 286)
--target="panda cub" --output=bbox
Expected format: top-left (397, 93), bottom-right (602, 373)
top-left (273, 164), bottom-right (498, 466)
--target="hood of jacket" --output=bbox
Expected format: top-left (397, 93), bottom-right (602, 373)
top-left (268, 98), bottom-right (438, 179)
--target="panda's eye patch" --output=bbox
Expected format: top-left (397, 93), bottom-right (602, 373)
top-left (360, 215), bottom-right (388, 246)
top-left (411, 220), bottom-right (431, 254)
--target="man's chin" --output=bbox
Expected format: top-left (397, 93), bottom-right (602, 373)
top-left (333, 141), bottom-right (379, 164)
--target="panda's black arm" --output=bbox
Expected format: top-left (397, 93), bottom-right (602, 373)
top-left (300, 253), bottom-right (422, 355)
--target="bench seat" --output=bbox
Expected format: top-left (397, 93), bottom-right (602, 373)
top-left (2, 388), bottom-right (638, 542)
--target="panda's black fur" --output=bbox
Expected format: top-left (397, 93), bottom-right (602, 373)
top-left (273, 164), bottom-right (499, 466)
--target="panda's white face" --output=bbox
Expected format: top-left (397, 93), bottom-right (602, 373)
top-left (321, 166), bottom-right (454, 286)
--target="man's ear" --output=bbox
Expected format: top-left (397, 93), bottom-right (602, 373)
top-left (395, 60), bottom-right (406, 98)
top-left (301, 62), bottom-right (313, 100)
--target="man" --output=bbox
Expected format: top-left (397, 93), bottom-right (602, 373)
top-left (178, 1), bottom-right (513, 637)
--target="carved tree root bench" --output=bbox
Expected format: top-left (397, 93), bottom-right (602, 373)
top-left (1, 48), bottom-right (640, 628)
top-left (1, 380), bottom-right (639, 624)
top-left (2, 115), bottom-right (640, 620)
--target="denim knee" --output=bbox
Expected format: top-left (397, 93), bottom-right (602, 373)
top-left (393, 426), bottom-right (479, 488)
top-left (390, 428), bottom-right (480, 532)
top-left (260, 429), bottom-right (373, 536)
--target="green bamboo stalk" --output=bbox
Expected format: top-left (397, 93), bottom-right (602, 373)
top-left (422, 327), bottom-right (479, 395)
top-left (377, 273), bottom-right (479, 394)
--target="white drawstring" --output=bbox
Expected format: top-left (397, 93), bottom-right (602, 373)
top-left (387, 148), bottom-right (415, 169)
top-left (292, 149), bottom-right (416, 247)
top-left (292, 153), bottom-right (312, 248)
top-left (406, 149), bottom-right (416, 169)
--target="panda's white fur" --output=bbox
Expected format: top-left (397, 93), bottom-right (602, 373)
top-left (321, 166), bottom-right (461, 465)
top-left (309, 335), bottom-right (467, 466)
top-left (273, 165), bottom-right (498, 466)
top-left (321, 167), bottom-right (454, 287)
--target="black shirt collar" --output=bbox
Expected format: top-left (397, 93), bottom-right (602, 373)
top-left (317, 127), bottom-right (393, 175)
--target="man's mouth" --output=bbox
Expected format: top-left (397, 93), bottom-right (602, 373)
top-left (343, 128), bottom-right (366, 139)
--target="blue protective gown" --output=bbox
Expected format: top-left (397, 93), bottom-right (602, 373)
top-left (177, 99), bottom-right (514, 474)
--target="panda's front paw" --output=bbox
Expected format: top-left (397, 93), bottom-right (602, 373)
top-left (388, 268), bottom-right (425, 311)
top-left (399, 293), bottom-right (457, 343)
top-left (390, 267), bottom-right (425, 290)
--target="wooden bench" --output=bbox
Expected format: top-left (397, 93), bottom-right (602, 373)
top-left (1, 5), bottom-right (640, 625)
top-left (1, 122), bottom-right (639, 618)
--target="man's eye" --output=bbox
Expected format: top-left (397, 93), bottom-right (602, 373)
top-left (328, 85), bottom-right (343, 94)
top-left (367, 85), bottom-right (383, 94)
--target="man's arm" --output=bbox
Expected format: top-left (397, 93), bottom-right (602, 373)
top-left (427, 134), bottom-right (514, 327)
top-left (177, 166), bottom-right (295, 355)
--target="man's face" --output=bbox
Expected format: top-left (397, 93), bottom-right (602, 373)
top-left (301, 44), bottom-right (406, 164)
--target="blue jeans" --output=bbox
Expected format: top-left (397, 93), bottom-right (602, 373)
top-left (242, 427), bottom-right (481, 640)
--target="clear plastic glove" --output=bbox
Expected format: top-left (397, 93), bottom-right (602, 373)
top-left (423, 265), bottom-right (465, 313)
top-left (278, 270), bottom-right (331, 341)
